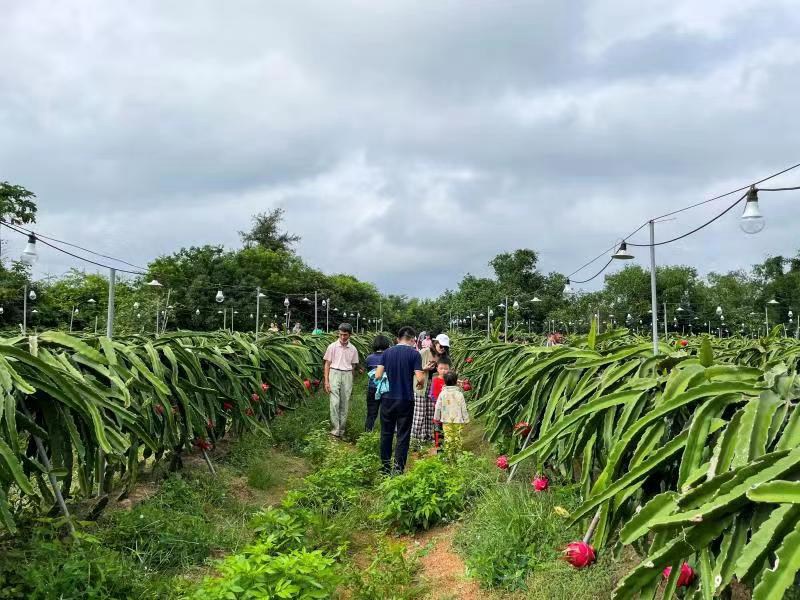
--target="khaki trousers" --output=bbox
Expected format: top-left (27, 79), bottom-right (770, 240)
top-left (329, 369), bottom-right (353, 436)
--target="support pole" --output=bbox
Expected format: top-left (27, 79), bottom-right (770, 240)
top-left (106, 268), bottom-right (116, 339)
top-left (23, 283), bottom-right (27, 335)
top-left (69, 306), bottom-right (75, 333)
top-left (765, 305), bottom-right (769, 333)
top-left (486, 305), bottom-right (490, 339)
top-left (506, 427), bottom-right (534, 483)
top-left (649, 220), bottom-right (659, 356)
top-left (314, 291), bottom-right (318, 331)
top-left (504, 295), bottom-right (509, 342)
top-left (255, 287), bottom-right (261, 341)
top-left (663, 302), bottom-right (667, 339)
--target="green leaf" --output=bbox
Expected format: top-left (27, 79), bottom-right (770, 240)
top-left (747, 480), bottom-right (800, 504)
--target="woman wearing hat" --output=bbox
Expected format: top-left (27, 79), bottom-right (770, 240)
top-left (411, 333), bottom-right (450, 443)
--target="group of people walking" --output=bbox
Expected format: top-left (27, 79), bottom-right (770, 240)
top-left (322, 323), bottom-right (469, 474)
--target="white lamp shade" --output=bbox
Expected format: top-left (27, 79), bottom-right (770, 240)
top-left (146, 279), bottom-right (162, 287)
top-left (20, 235), bottom-right (38, 265)
top-left (740, 189), bottom-right (765, 235)
top-left (88, 298), bottom-right (96, 304)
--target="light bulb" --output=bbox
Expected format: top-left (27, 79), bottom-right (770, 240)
top-left (740, 187), bottom-right (765, 235)
top-left (28, 290), bottom-right (36, 301)
top-left (20, 234), bottom-right (38, 265)
top-left (195, 308), bottom-right (200, 315)
top-left (215, 290), bottom-right (224, 303)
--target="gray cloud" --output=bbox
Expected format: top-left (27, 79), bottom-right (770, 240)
top-left (1, 0), bottom-right (800, 298)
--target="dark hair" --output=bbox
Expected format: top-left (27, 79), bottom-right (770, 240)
top-left (397, 326), bottom-right (416, 340)
top-left (372, 334), bottom-right (391, 353)
top-left (437, 356), bottom-right (451, 367)
top-left (338, 323), bottom-right (353, 334)
top-left (444, 371), bottom-right (458, 386)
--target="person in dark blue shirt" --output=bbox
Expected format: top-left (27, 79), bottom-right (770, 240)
top-left (373, 326), bottom-right (424, 474)
top-left (364, 334), bottom-right (391, 431)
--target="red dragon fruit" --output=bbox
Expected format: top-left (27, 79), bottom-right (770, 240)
top-left (532, 475), bottom-right (549, 492)
top-left (251, 393), bottom-right (260, 403)
top-left (563, 541), bottom-right (596, 569)
top-left (303, 379), bottom-right (312, 390)
top-left (193, 438), bottom-right (212, 451)
top-left (261, 382), bottom-right (270, 391)
top-left (679, 339), bottom-right (688, 347)
top-left (663, 563), bottom-right (696, 587)
top-left (465, 357), bottom-right (474, 364)
top-left (496, 455), bottom-right (509, 470)
top-left (223, 402), bottom-right (234, 411)
top-left (461, 379), bottom-right (473, 391)
top-left (154, 404), bottom-right (164, 416)
top-left (513, 421), bottom-right (532, 438)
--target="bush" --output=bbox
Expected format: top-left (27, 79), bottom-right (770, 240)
top-left (288, 443), bottom-right (381, 513)
top-left (454, 482), bottom-right (584, 590)
top-left (191, 536), bottom-right (339, 600)
top-left (376, 453), bottom-right (491, 533)
top-left (0, 525), bottom-right (178, 599)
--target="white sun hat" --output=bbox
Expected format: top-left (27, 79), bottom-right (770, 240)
top-left (434, 333), bottom-right (451, 347)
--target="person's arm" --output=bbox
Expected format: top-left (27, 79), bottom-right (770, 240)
top-left (352, 349), bottom-right (362, 374)
top-left (374, 364), bottom-right (385, 380)
top-left (414, 352), bottom-right (424, 388)
top-left (433, 396), bottom-right (442, 423)
top-left (324, 360), bottom-right (332, 393)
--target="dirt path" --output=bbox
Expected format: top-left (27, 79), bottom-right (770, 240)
top-left (403, 525), bottom-right (489, 600)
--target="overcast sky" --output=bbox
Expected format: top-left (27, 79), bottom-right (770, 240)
top-left (2, 1), bottom-right (800, 297)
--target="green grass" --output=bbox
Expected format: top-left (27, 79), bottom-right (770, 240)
top-left (455, 481), bottom-right (598, 592)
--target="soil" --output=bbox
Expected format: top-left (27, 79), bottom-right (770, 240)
top-left (401, 525), bottom-right (489, 600)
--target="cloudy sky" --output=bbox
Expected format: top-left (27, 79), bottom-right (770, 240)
top-left (2, 1), bottom-right (800, 297)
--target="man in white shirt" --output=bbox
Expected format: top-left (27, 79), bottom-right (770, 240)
top-left (323, 323), bottom-right (360, 437)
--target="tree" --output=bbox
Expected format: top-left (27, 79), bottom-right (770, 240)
top-left (239, 208), bottom-right (300, 253)
top-left (0, 182), bottom-right (37, 263)
top-left (489, 249), bottom-right (543, 294)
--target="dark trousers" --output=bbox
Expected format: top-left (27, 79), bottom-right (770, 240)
top-left (365, 386), bottom-right (381, 431)
top-left (379, 397), bottom-right (414, 474)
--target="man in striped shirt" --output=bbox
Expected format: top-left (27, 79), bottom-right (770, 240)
top-left (323, 323), bottom-right (361, 437)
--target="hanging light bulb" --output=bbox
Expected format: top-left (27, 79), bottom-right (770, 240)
top-left (284, 297), bottom-right (290, 307)
top-left (716, 306), bottom-right (723, 316)
top-left (136, 312), bottom-right (141, 319)
top-left (195, 308), bottom-right (200, 315)
top-left (88, 298), bottom-right (96, 304)
top-left (133, 301), bottom-right (140, 310)
top-left (215, 290), bottom-right (224, 303)
top-left (20, 234), bottom-right (38, 265)
top-left (740, 186), bottom-right (765, 234)
top-left (28, 289), bottom-right (36, 301)
top-left (563, 278), bottom-right (572, 295)
top-left (146, 279), bottom-right (162, 287)
top-left (513, 300), bottom-right (520, 309)
top-left (612, 241), bottom-right (634, 260)
top-left (322, 299), bottom-right (327, 307)
top-left (302, 296), bottom-right (310, 302)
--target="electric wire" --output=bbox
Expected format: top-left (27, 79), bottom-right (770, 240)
top-left (565, 162), bottom-right (800, 281)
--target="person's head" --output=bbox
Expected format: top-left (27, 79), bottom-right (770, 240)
top-left (436, 356), bottom-right (451, 377)
top-left (433, 333), bottom-right (450, 355)
top-left (443, 371), bottom-right (458, 386)
top-left (372, 334), bottom-right (391, 353)
top-left (338, 323), bottom-right (353, 343)
top-left (397, 326), bottom-right (416, 342)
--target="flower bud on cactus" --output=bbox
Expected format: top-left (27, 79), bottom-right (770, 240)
top-left (532, 475), bottom-right (549, 492)
top-left (663, 563), bottom-right (696, 587)
top-left (679, 339), bottom-right (688, 347)
top-left (563, 541), bottom-right (596, 569)
top-left (496, 455), bottom-right (509, 470)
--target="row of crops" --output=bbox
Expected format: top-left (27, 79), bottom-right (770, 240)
top-left (0, 330), bottom-right (369, 534)
top-left (453, 328), bottom-right (800, 599)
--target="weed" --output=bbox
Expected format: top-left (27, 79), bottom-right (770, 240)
top-left (191, 535), bottom-right (339, 599)
top-left (376, 453), bottom-right (491, 533)
top-left (246, 461), bottom-right (276, 490)
top-left (347, 538), bottom-right (427, 599)
top-left (454, 481), bottom-right (586, 590)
